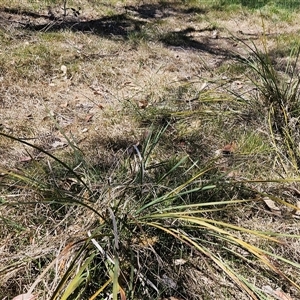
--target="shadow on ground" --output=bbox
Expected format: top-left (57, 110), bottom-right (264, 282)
top-left (0, 2), bottom-right (242, 61)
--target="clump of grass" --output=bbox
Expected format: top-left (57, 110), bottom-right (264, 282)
top-left (235, 31), bottom-right (300, 173)
top-left (1, 124), bottom-right (300, 299)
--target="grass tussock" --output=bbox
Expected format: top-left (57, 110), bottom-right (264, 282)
top-left (1, 1), bottom-right (300, 299)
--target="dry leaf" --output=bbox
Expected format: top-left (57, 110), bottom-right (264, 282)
top-left (59, 101), bottom-right (69, 108)
top-left (59, 65), bottom-right (68, 80)
top-left (90, 85), bottom-right (104, 95)
top-left (226, 171), bottom-right (240, 178)
top-left (93, 90), bottom-right (102, 95)
top-left (174, 258), bottom-right (187, 266)
top-left (120, 286), bottom-right (126, 300)
top-left (215, 141), bottom-right (237, 157)
top-left (274, 289), bottom-right (293, 300)
top-left (50, 140), bottom-right (67, 149)
top-left (19, 156), bottom-right (32, 162)
top-left (263, 197), bottom-right (281, 215)
top-left (138, 100), bottom-right (148, 109)
top-left (211, 30), bottom-right (219, 39)
top-left (161, 274), bottom-right (177, 289)
top-left (199, 82), bottom-right (207, 91)
top-left (85, 114), bottom-right (94, 122)
top-left (13, 294), bottom-right (36, 300)
top-left (61, 65), bottom-right (67, 76)
top-left (262, 285), bottom-right (293, 300)
top-left (49, 136), bottom-right (68, 150)
top-left (222, 141), bottom-right (237, 155)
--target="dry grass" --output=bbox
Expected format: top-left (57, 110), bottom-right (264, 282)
top-left (1, 1), bottom-right (300, 299)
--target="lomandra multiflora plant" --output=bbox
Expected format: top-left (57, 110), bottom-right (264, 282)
top-left (236, 33), bottom-right (300, 172)
top-left (1, 125), bottom-right (300, 299)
